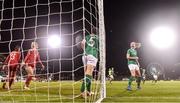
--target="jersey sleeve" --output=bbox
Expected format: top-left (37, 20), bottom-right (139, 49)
top-left (85, 35), bottom-right (88, 41)
top-left (127, 49), bottom-right (131, 55)
top-left (4, 55), bottom-right (10, 65)
top-left (24, 50), bottom-right (30, 62)
top-left (37, 52), bottom-right (43, 67)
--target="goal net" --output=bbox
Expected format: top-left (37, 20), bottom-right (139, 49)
top-left (0, 0), bottom-right (106, 102)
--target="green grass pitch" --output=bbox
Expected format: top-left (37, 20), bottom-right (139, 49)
top-left (104, 81), bottom-right (180, 103)
top-left (0, 81), bottom-right (180, 102)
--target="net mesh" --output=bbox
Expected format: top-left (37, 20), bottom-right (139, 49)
top-left (0, 0), bottom-right (105, 102)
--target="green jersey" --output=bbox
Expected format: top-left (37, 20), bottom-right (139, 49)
top-left (127, 48), bottom-right (138, 65)
top-left (85, 34), bottom-right (99, 58)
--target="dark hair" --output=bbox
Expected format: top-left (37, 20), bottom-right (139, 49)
top-left (92, 28), bottom-right (97, 34)
top-left (14, 45), bottom-right (20, 51)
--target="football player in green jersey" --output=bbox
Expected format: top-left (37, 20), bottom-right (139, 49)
top-left (80, 28), bottom-right (99, 98)
top-left (151, 67), bottom-right (159, 83)
top-left (126, 42), bottom-right (141, 90)
top-left (108, 67), bottom-right (114, 84)
top-left (141, 68), bottom-right (146, 84)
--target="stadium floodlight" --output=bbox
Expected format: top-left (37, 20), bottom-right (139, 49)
top-left (48, 35), bottom-right (61, 48)
top-left (149, 26), bottom-right (176, 49)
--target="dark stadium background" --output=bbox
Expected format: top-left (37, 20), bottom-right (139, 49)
top-left (105, 0), bottom-right (180, 80)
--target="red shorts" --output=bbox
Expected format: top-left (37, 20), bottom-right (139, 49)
top-left (7, 65), bottom-right (18, 72)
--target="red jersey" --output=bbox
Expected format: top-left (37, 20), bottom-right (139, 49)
top-left (4, 51), bottom-right (21, 67)
top-left (24, 49), bottom-right (43, 68)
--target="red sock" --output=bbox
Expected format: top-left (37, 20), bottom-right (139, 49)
top-left (25, 76), bottom-right (32, 87)
top-left (9, 79), bottom-right (14, 88)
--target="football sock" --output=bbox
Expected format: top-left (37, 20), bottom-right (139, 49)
top-left (25, 76), bottom-right (32, 87)
top-left (137, 76), bottom-right (141, 87)
top-left (128, 76), bottom-right (135, 86)
top-left (9, 79), bottom-right (14, 88)
top-left (81, 74), bottom-right (92, 93)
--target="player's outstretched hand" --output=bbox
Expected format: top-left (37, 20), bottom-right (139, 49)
top-left (2, 65), bottom-right (6, 70)
top-left (135, 57), bottom-right (139, 60)
top-left (41, 65), bottom-right (45, 70)
top-left (135, 43), bottom-right (141, 48)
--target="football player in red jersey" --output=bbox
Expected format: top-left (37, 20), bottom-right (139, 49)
top-left (2, 46), bottom-right (21, 90)
top-left (23, 42), bottom-right (44, 90)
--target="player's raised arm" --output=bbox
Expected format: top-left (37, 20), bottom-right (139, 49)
top-left (135, 43), bottom-right (141, 48)
top-left (4, 55), bottom-right (10, 64)
top-left (24, 50), bottom-right (30, 64)
top-left (2, 55), bottom-right (10, 70)
top-left (37, 53), bottom-right (44, 69)
top-left (81, 39), bottom-right (86, 50)
top-left (136, 59), bottom-right (140, 67)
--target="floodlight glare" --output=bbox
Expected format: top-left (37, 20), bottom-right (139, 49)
top-left (48, 35), bottom-right (61, 48)
top-left (150, 26), bottom-right (176, 49)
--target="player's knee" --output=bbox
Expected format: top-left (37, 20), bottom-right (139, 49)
top-left (131, 73), bottom-right (136, 77)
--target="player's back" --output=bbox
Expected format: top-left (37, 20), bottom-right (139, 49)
top-left (25, 49), bottom-right (39, 63)
top-left (9, 51), bottom-right (21, 65)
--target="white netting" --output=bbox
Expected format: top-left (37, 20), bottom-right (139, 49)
top-left (0, 0), bottom-right (106, 102)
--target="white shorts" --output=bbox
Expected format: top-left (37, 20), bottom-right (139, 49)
top-left (128, 64), bottom-right (139, 71)
top-left (153, 75), bottom-right (158, 80)
top-left (82, 55), bottom-right (98, 67)
top-left (109, 75), bottom-right (114, 79)
top-left (142, 76), bottom-right (146, 80)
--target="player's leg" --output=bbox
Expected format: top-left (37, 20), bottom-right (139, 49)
top-left (152, 75), bottom-right (156, 83)
top-left (8, 67), bottom-right (13, 89)
top-left (85, 64), bottom-right (94, 93)
top-left (81, 64), bottom-right (94, 97)
top-left (81, 55), bottom-right (87, 94)
top-left (24, 66), bottom-right (34, 89)
top-left (81, 55), bottom-right (90, 93)
top-left (2, 76), bottom-right (8, 89)
top-left (2, 69), bottom-right (8, 89)
top-left (152, 75), bottom-right (154, 83)
top-left (135, 67), bottom-right (142, 89)
top-left (109, 75), bottom-right (113, 84)
top-left (142, 76), bottom-right (145, 84)
top-left (82, 55), bottom-right (87, 72)
top-left (2, 79), bottom-right (6, 89)
top-left (127, 64), bottom-right (136, 90)
top-left (4, 67), bottom-right (11, 89)
top-left (8, 70), bottom-right (13, 89)
top-left (9, 68), bottom-right (17, 89)
top-left (109, 76), bottom-right (112, 84)
top-left (81, 55), bottom-right (97, 97)
top-left (154, 75), bottom-right (158, 83)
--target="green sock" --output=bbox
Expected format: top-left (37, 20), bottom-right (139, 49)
top-left (137, 77), bottom-right (141, 87)
top-left (128, 76), bottom-right (135, 86)
top-left (80, 80), bottom-right (86, 92)
top-left (86, 75), bottom-right (92, 92)
top-left (80, 75), bottom-right (92, 93)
